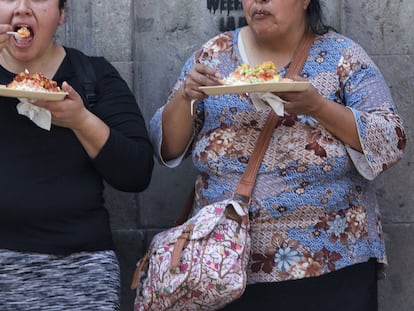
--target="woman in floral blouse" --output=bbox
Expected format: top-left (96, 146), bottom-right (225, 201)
top-left (149, 0), bottom-right (406, 310)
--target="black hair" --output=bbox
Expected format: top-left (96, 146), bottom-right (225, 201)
top-left (306, 0), bottom-right (335, 34)
top-left (59, 0), bottom-right (66, 10)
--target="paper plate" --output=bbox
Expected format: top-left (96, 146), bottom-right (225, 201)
top-left (199, 81), bottom-right (311, 95)
top-left (0, 85), bottom-right (67, 101)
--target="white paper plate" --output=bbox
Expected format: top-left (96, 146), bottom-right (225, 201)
top-left (0, 85), bottom-right (67, 101)
top-left (199, 81), bottom-right (311, 95)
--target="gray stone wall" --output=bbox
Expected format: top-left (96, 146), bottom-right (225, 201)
top-left (59, 1), bottom-right (413, 310)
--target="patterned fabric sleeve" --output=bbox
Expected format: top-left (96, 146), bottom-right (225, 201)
top-left (338, 44), bottom-right (406, 180)
top-left (149, 54), bottom-right (205, 168)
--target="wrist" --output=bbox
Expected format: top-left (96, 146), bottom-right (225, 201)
top-left (179, 82), bottom-right (197, 116)
top-left (310, 97), bottom-right (330, 120)
top-left (181, 81), bottom-right (191, 102)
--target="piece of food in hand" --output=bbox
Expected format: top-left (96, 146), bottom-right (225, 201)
top-left (17, 26), bottom-right (31, 38)
top-left (7, 69), bottom-right (62, 93)
top-left (220, 61), bottom-right (291, 85)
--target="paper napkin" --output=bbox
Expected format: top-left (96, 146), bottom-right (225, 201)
top-left (250, 92), bottom-right (287, 116)
top-left (16, 98), bottom-right (51, 131)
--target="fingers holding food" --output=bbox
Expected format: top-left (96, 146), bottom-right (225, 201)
top-left (183, 63), bottom-right (221, 100)
top-left (0, 24), bottom-right (13, 49)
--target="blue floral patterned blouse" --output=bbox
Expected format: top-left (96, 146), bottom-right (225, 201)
top-left (149, 28), bottom-right (406, 284)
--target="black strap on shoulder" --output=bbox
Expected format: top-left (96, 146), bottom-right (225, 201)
top-left (65, 47), bottom-right (97, 110)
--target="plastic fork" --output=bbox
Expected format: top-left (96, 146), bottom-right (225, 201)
top-left (6, 31), bottom-right (27, 39)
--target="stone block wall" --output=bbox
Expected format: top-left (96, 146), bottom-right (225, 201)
top-left (59, 1), bottom-right (413, 310)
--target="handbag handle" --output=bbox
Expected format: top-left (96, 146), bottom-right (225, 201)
top-left (235, 30), bottom-right (314, 199)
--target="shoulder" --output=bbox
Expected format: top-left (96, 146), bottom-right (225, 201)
top-left (62, 47), bottom-right (130, 99)
top-left (204, 30), bottom-right (237, 46)
top-left (313, 31), bottom-right (375, 67)
top-left (315, 31), bottom-right (369, 55)
top-left (199, 30), bottom-right (237, 54)
top-left (315, 31), bottom-right (358, 49)
top-left (64, 47), bottom-right (121, 80)
top-left (193, 29), bottom-right (238, 66)
top-left (64, 46), bottom-right (98, 62)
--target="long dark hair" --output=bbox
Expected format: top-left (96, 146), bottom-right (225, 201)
top-left (306, 0), bottom-right (335, 34)
top-left (59, 0), bottom-right (66, 10)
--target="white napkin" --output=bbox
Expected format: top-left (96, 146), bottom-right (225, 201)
top-left (16, 98), bottom-right (52, 131)
top-left (250, 92), bottom-right (287, 116)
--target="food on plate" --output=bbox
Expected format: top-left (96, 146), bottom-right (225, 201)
top-left (17, 26), bottom-right (31, 38)
top-left (7, 70), bottom-right (62, 93)
top-left (220, 61), bottom-right (291, 85)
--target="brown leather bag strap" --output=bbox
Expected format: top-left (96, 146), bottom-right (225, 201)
top-left (285, 30), bottom-right (315, 79)
top-left (234, 111), bottom-right (278, 199)
top-left (235, 30), bottom-right (314, 199)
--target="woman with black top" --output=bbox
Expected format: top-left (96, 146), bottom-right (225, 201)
top-left (0, 0), bottom-right (153, 310)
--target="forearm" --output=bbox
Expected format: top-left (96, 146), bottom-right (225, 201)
top-left (72, 112), bottom-right (110, 158)
top-left (312, 98), bottom-right (362, 152)
top-left (92, 132), bottom-right (154, 192)
top-left (161, 85), bottom-right (195, 160)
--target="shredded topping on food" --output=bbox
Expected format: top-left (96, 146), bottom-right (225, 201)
top-left (221, 61), bottom-right (291, 85)
top-left (7, 70), bottom-right (61, 93)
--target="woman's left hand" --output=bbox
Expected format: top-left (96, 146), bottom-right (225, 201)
top-left (274, 76), bottom-right (329, 118)
top-left (33, 81), bottom-right (110, 158)
top-left (275, 76), bottom-right (362, 151)
top-left (32, 81), bottom-right (92, 130)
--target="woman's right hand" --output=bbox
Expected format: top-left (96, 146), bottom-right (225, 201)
top-left (0, 24), bottom-right (12, 51)
top-left (161, 64), bottom-right (221, 161)
top-left (181, 63), bottom-right (221, 101)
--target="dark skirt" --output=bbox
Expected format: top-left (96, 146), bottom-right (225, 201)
top-left (0, 249), bottom-right (120, 311)
top-left (221, 259), bottom-right (378, 311)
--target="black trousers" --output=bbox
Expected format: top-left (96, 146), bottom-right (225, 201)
top-left (221, 259), bottom-right (378, 311)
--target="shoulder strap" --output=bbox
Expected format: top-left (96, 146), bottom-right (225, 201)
top-left (235, 30), bottom-right (314, 199)
top-left (285, 31), bottom-right (314, 79)
top-left (65, 47), bottom-right (97, 110)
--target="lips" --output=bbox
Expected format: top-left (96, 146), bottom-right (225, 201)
top-left (253, 10), bottom-right (270, 18)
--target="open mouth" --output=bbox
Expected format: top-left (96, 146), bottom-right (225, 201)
top-left (253, 9), bottom-right (271, 18)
